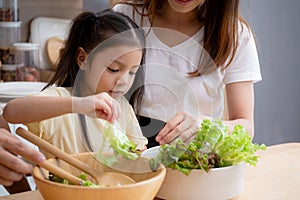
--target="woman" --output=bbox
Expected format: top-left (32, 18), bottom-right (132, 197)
top-left (113, 0), bottom-right (261, 147)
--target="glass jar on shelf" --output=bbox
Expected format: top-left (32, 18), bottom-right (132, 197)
top-left (1, 63), bottom-right (17, 81)
top-left (0, 0), bottom-right (18, 22)
top-left (13, 43), bottom-right (40, 82)
top-left (0, 21), bottom-right (21, 66)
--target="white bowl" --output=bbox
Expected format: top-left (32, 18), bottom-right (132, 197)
top-left (141, 146), bottom-right (160, 158)
top-left (142, 147), bottom-right (245, 200)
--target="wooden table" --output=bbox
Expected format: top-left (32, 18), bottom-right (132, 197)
top-left (1, 143), bottom-right (299, 200)
top-left (232, 142), bottom-right (300, 200)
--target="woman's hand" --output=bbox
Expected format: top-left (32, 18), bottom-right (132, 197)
top-left (156, 112), bottom-right (209, 145)
top-left (0, 128), bottom-right (45, 186)
top-left (72, 92), bottom-right (121, 122)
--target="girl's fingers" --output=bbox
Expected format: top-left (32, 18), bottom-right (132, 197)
top-left (103, 97), bottom-right (120, 122)
top-left (96, 100), bottom-right (112, 119)
top-left (76, 92), bottom-right (121, 121)
top-left (95, 94), bottom-right (114, 119)
top-left (112, 99), bottom-right (121, 121)
top-left (95, 94), bottom-right (121, 122)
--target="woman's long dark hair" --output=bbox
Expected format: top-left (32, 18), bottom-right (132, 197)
top-left (45, 9), bottom-right (146, 151)
top-left (119, 0), bottom-right (248, 75)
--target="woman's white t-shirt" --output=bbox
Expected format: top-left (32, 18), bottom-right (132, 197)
top-left (114, 4), bottom-right (262, 121)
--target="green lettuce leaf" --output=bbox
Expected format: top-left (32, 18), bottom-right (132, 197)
top-left (101, 123), bottom-right (140, 161)
top-left (150, 119), bottom-right (266, 175)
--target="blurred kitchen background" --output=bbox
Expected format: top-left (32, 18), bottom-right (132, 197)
top-left (2, 0), bottom-right (298, 196)
top-left (6, 0), bottom-right (300, 145)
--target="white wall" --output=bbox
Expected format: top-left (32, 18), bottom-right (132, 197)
top-left (83, 0), bottom-right (110, 12)
top-left (241, 0), bottom-right (300, 145)
top-left (19, 0), bottom-right (83, 41)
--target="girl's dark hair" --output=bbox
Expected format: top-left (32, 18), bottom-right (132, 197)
top-left (120, 0), bottom-right (247, 75)
top-left (46, 9), bottom-right (145, 87)
top-left (45, 9), bottom-right (145, 151)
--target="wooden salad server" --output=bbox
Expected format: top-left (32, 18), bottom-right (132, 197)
top-left (16, 127), bottom-right (136, 186)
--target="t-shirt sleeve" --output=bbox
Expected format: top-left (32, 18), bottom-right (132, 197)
top-left (223, 23), bottom-right (262, 84)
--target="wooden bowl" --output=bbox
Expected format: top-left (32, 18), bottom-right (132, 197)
top-left (33, 153), bottom-right (166, 200)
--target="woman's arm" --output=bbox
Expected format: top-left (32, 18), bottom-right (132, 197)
top-left (224, 81), bottom-right (254, 137)
top-left (156, 81), bottom-right (255, 145)
top-left (3, 92), bottom-right (121, 124)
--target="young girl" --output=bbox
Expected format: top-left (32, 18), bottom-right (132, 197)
top-left (3, 9), bottom-right (147, 158)
top-left (113, 0), bottom-right (262, 147)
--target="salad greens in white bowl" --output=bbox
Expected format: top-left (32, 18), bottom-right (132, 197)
top-left (142, 119), bottom-right (266, 200)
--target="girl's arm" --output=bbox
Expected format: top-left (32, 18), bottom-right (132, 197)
top-left (3, 93), bottom-right (120, 124)
top-left (156, 81), bottom-right (255, 145)
top-left (4, 96), bottom-right (72, 123)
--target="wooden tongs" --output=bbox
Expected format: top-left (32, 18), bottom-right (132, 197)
top-left (16, 127), bottom-right (135, 186)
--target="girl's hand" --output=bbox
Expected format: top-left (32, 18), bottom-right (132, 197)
top-left (72, 92), bottom-right (121, 122)
top-left (0, 128), bottom-right (45, 186)
top-left (156, 112), bottom-right (209, 145)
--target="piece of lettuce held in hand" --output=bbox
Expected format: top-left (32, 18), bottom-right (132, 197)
top-left (101, 122), bottom-right (140, 161)
top-left (150, 119), bottom-right (266, 175)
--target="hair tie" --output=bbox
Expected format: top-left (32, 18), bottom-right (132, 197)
top-left (94, 12), bottom-right (100, 18)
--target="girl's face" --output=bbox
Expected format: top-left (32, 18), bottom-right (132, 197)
top-left (89, 45), bottom-right (142, 100)
top-left (167, 0), bottom-right (205, 13)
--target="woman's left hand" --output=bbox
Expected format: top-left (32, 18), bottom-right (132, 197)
top-left (156, 112), bottom-right (208, 145)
